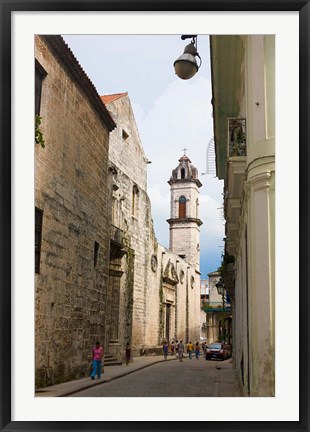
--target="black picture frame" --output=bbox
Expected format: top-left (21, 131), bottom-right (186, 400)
top-left (1, 1), bottom-right (309, 431)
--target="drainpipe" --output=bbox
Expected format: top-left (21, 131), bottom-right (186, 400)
top-left (186, 266), bottom-right (190, 342)
top-left (158, 251), bottom-right (166, 345)
top-left (175, 259), bottom-right (179, 341)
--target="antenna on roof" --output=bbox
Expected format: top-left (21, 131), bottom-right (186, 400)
top-left (202, 137), bottom-right (216, 176)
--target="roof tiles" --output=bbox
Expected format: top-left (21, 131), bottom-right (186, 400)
top-left (101, 93), bottom-right (128, 105)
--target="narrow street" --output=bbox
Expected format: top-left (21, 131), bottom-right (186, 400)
top-left (71, 356), bottom-right (243, 397)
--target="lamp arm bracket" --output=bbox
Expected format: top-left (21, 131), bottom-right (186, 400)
top-left (181, 34), bottom-right (197, 41)
top-left (196, 53), bottom-right (202, 69)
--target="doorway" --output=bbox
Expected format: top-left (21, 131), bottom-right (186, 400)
top-left (165, 304), bottom-right (171, 342)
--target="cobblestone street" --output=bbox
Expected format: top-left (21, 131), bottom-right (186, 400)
top-left (70, 356), bottom-right (243, 397)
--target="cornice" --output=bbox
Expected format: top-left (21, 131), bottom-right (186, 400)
top-left (166, 217), bottom-right (203, 227)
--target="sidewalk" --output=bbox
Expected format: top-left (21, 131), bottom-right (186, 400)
top-left (35, 355), bottom-right (242, 397)
top-left (35, 355), bottom-right (175, 397)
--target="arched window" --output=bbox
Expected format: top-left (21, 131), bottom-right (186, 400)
top-left (179, 195), bottom-right (186, 218)
top-left (180, 168), bottom-right (186, 179)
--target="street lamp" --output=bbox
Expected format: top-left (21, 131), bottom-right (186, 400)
top-left (173, 35), bottom-right (202, 80)
top-left (215, 278), bottom-right (226, 342)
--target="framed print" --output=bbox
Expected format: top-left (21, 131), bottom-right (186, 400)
top-left (1, 0), bottom-right (309, 431)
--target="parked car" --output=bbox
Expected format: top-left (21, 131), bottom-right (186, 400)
top-left (205, 342), bottom-right (231, 360)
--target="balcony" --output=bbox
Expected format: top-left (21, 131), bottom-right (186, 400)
top-left (228, 118), bottom-right (246, 157)
top-left (224, 119), bottom-right (247, 256)
top-left (110, 225), bottom-right (126, 260)
top-left (111, 224), bottom-right (124, 246)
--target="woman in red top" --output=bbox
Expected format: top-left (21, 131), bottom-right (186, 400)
top-left (195, 341), bottom-right (200, 359)
top-left (90, 341), bottom-right (104, 380)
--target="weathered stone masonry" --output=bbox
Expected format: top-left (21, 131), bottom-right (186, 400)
top-left (35, 37), bottom-right (202, 387)
top-left (103, 93), bottom-right (202, 357)
top-left (35, 35), bottom-right (115, 387)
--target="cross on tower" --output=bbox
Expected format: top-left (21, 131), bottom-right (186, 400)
top-left (182, 148), bottom-right (188, 156)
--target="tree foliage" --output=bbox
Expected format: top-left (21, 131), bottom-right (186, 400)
top-left (35, 115), bottom-right (45, 148)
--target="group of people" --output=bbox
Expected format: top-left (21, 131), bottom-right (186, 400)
top-left (186, 340), bottom-right (201, 359)
top-left (90, 338), bottom-right (205, 380)
top-left (163, 340), bottom-right (202, 362)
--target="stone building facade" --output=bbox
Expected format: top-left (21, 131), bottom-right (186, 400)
top-left (102, 93), bottom-right (201, 358)
top-left (34, 36), bottom-right (201, 388)
top-left (35, 35), bottom-right (116, 387)
top-left (167, 154), bottom-right (202, 272)
top-left (101, 91), bottom-right (152, 358)
top-left (210, 35), bottom-right (275, 396)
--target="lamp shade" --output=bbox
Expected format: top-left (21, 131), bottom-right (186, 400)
top-left (174, 54), bottom-right (199, 79)
top-left (173, 42), bottom-right (200, 80)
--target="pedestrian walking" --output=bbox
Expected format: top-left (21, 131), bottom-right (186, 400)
top-left (170, 341), bottom-right (175, 356)
top-left (178, 339), bottom-right (184, 362)
top-left (163, 341), bottom-right (169, 359)
top-left (125, 342), bottom-right (131, 365)
top-left (195, 341), bottom-right (200, 359)
top-left (90, 341), bottom-right (104, 380)
top-left (202, 342), bottom-right (206, 353)
top-left (175, 340), bottom-right (179, 358)
top-left (187, 341), bottom-right (193, 359)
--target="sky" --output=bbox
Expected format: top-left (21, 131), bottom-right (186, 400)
top-left (62, 34), bottom-right (225, 278)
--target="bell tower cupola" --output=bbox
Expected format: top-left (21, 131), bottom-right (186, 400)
top-left (167, 151), bottom-right (202, 270)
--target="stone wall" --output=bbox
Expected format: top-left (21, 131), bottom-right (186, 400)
top-left (105, 94), bottom-right (201, 358)
top-left (35, 36), bottom-right (202, 388)
top-left (168, 170), bottom-right (202, 270)
top-left (105, 93), bottom-right (152, 356)
top-left (35, 35), bottom-right (114, 387)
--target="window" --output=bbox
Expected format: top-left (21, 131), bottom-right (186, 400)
top-left (132, 185), bottom-right (139, 217)
top-left (179, 195), bottom-right (186, 218)
top-left (94, 241), bottom-right (99, 267)
top-left (122, 129), bottom-right (129, 140)
top-left (35, 60), bottom-right (47, 116)
top-left (35, 208), bottom-right (43, 273)
top-left (181, 168), bottom-right (186, 179)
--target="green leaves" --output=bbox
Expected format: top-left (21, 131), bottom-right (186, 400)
top-left (35, 114), bottom-right (45, 148)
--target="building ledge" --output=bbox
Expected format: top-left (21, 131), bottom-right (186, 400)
top-left (167, 218), bottom-right (203, 227)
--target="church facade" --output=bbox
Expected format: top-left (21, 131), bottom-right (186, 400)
top-left (167, 153), bottom-right (202, 272)
top-left (103, 93), bottom-right (202, 359)
top-left (34, 35), bottom-right (202, 387)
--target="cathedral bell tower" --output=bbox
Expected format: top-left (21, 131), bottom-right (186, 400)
top-left (167, 152), bottom-right (203, 270)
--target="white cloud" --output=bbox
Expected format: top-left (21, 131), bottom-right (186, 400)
top-left (132, 76), bottom-right (225, 274)
top-left (133, 76), bottom-right (213, 189)
top-left (62, 34), bottom-right (224, 275)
